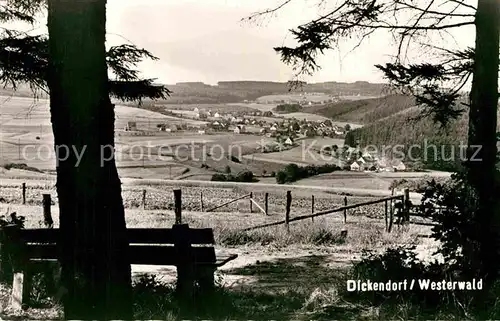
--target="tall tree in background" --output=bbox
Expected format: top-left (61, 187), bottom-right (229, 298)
top-left (248, 0), bottom-right (499, 281)
top-left (0, 0), bottom-right (170, 318)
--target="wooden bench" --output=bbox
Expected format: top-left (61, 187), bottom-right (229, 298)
top-left (0, 224), bottom-right (237, 310)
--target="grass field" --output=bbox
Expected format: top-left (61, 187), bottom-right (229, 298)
top-left (0, 175), bottom-right (438, 319)
top-left (242, 137), bottom-right (345, 167)
top-left (256, 93), bottom-right (333, 103)
top-left (0, 96), bottom-right (286, 176)
top-left (161, 103), bottom-right (260, 114)
top-left (0, 94), bottom-right (452, 320)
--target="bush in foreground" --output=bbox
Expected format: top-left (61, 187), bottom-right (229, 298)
top-left (3, 163), bottom-right (42, 173)
top-left (276, 163), bottom-right (341, 184)
top-left (211, 170), bottom-right (257, 183)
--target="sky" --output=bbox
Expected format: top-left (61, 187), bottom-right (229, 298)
top-left (14, 0), bottom-right (478, 85)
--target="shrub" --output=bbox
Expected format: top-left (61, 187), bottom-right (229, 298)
top-left (275, 103), bottom-right (302, 113)
top-left (389, 176), bottom-right (450, 193)
top-left (3, 163), bottom-right (42, 173)
top-left (417, 170), bottom-right (483, 277)
top-left (0, 212), bottom-right (25, 228)
top-left (211, 171), bottom-right (256, 183)
top-left (211, 174), bottom-right (227, 181)
top-left (275, 163), bottom-right (341, 184)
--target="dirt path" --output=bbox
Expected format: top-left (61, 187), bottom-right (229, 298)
top-left (131, 239), bottom-right (440, 291)
top-left (131, 245), bottom-right (358, 290)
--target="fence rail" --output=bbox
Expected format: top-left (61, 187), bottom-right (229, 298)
top-left (205, 193), bottom-right (252, 213)
top-left (6, 183), bottom-right (440, 232)
top-left (242, 193), bottom-right (406, 232)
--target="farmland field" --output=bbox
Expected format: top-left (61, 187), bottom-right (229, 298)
top-left (0, 96), bottom-right (282, 175)
top-left (226, 102), bottom-right (276, 112)
top-left (0, 93), bottom-right (441, 320)
top-left (0, 173), bottom-right (437, 296)
top-left (242, 137), bottom-right (345, 166)
top-left (256, 93), bottom-right (333, 103)
top-left (0, 163), bottom-right (440, 319)
top-left (161, 103), bottom-right (260, 114)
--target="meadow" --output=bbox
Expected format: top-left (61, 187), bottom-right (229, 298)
top-left (0, 93), bottom-right (456, 319)
top-left (0, 177), bottom-right (438, 319)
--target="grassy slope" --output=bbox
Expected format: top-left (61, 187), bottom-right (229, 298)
top-left (346, 106), bottom-right (468, 146)
top-left (306, 94), bottom-right (416, 125)
top-left (343, 106), bottom-right (500, 170)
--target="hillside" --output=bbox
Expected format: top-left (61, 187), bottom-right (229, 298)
top-left (305, 94), bottom-right (416, 124)
top-left (0, 81), bottom-right (387, 105)
top-left (155, 81), bottom-right (387, 104)
top-left (343, 106), bottom-right (500, 171)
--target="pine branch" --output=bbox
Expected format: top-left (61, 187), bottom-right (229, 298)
top-left (0, 0), bottom-right (46, 24)
top-left (247, 0), bottom-right (476, 82)
top-left (374, 49), bottom-right (474, 127)
top-left (109, 79), bottom-right (171, 102)
top-left (107, 44), bottom-right (158, 81)
top-left (0, 34), bottom-right (170, 102)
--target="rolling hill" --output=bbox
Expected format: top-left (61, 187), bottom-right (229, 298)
top-left (152, 81), bottom-right (388, 104)
top-left (305, 94), bottom-right (416, 125)
top-left (343, 106), bottom-right (500, 171)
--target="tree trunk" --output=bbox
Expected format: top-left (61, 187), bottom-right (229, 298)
top-left (47, 0), bottom-right (132, 319)
top-left (467, 0), bottom-right (500, 282)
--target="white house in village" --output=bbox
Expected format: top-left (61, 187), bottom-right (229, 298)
top-left (234, 125), bottom-right (246, 134)
top-left (162, 124), bottom-right (178, 133)
top-left (214, 112), bottom-right (221, 118)
top-left (350, 162), bottom-right (361, 171)
top-left (393, 160), bottom-right (406, 171)
top-left (357, 157), bottom-right (366, 164)
top-left (270, 125), bottom-right (278, 131)
top-left (124, 121), bottom-right (137, 131)
top-left (193, 107), bottom-right (199, 112)
top-left (284, 137), bottom-right (294, 146)
top-left (362, 152), bottom-right (373, 160)
top-left (198, 130), bottom-right (206, 135)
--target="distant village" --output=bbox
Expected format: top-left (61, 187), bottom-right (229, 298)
top-left (153, 106), bottom-right (350, 140)
top-left (123, 103), bottom-right (409, 173)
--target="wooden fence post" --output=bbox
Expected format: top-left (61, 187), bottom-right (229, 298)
top-left (384, 200), bottom-right (388, 232)
top-left (200, 192), bottom-right (204, 212)
top-left (403, 188), bottom-right (410, 223)
top-left (311, 195), bottom-right (315, 222)
top-left (142, 189), bottom-right (147, 210)
top-left (174, 189), bottom-right (182, 224)
top-left (172, 223), bottom-right (194, 307)
top-left (388, 200), bottom-right (394, 233)
top-left (5, 225), bottom-right (30, 310)
top-left (42, 194), bottom-right (53, 228)
top-left (285, 191), bottom-right (291, 232)
top-left (264, 193), bottom-right (269, 215)
top-left (343, 196), bottom-right (347, 224)
top-left (21, 183), bottom-right (26, 205)
top-left (249, 192), bottom-right (253, 213)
